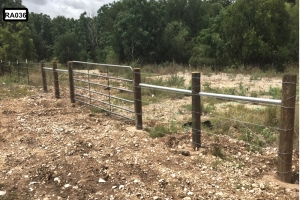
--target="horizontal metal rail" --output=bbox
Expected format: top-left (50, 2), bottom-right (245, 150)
top-left (140, 83), bottom-right (191, 94)
top-left (74, 78), bottom-right (133, 93)
top-left (74, 98), bottom-right (134, 121)
top-left (73, 70), bottom-right (133, 83)
top-left (139, 83), bottom-right (281, 105)
top-left (42, 67), bottom-right (68, 73)
top-left (74, 86), bottom-right (134, 103)
top-left (75, 93), bottom-right (134, 113)
top-left (72, 61), bottom-right (133, 71)
top-left (55, 69), bottom-right (68, 73)
top-left (199, 92), bottom-right (281, 105)
top-left (43, 67), bottom-right (53, 71)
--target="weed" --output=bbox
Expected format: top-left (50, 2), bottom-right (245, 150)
top-left (165, 74), bottom-right (185, 88)
top-left (211, 159), bottom-right (223, 170)
top-left (261, 128), bottom-right (277, 144)
top-left (268, 86), bottom-right (281, 99)
top-left (250, 91), bottom-right (258, 97)
top-left (264, 106), bottom-right (280, 127)
top-left (148, 124), bottom-right (170, 138)
top-left (250, 72), bottom-right (263, 81)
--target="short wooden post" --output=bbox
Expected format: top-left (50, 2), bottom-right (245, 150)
top-left (133, 68), bottom-right (142, 130)
top-left (277, 74), bottom-right (297, 183)
top-left (192, 72), bottom-right (201, 149)
top-left (68, 61), bottom-right (75, 103)
top-left (52, 62), bottom-right (60, 98)
top-left (41, 61), bottom-right (47, 92)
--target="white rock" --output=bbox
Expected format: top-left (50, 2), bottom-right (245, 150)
top-left (182, 197), bottom-right (191, 200)
top-left (153, 196), bottom-right (159, 200)
top-left (54, 177), bottom-right (60, 183)
top-left (98, 178), bottom-right (106, 183)
top-left (260, 183), bottom-right (265, 190)
top-left (119, 185), bottom-right (124, 190)
top-left (64, 184), bottom-right (71, 188)
top-left (112, 186), bottom-right (117, 189)
top-left (0, 191), bottom-right (6, 196)
top-left (187, 191), bottom-right (193, 195)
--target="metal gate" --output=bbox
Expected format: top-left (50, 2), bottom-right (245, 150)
top-left (70, 61), bottom-right (135, 121)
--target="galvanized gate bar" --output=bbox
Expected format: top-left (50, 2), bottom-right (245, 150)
top-left (75, 93), bottom-right (134, 113)
top-left (139, 83), bottom-right (281, 105)
top-left (74, 98), bottom-right (134, 121)
top-left (72, 61), bottom-right (133, 71)
top-left (73, 70), bottom-right (133, 82)
top-left (74, 86), bottom-right (134, 103)
top-left (74, 78), bottom-right (133, 93)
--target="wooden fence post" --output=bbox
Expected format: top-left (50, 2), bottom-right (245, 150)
top-left (68, 61), bottom-right (75, 103)
top-left (192, 72), bottom-right (201, 149)
top-left (133, 68), bottom-right (142, 130)
top-left (41, 61), bottom-right (47, 92)
top-left (52, 62), bottom-right (60, 98)
top-left (277, 74), bottom-right (297, 183)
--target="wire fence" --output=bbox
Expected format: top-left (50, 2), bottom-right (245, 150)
top-left (0, 60), bottom-right (298, 183)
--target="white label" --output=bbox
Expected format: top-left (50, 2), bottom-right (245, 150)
top-left (3, 8), bottom-right (28, 21)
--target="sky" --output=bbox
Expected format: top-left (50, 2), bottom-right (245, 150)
top-left (22, 0), bottom-right (115, 19)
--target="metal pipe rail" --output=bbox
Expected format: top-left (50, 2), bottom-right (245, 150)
top-left (72, 61), bottom-right (133, 71)
top-left (73, 70), bottom-right (133, 83)
top-left (74, 86), bottom-right (134, 104)
top-left (139, 83), bottom-right (281, 105)
top-left (75, 93), bottom-right (134, 113)
top-left (43, 67), bottom-right (68, 73)
top-left (74, 78), bottom-right (133, 93)
top-left (74, 98), bottom-right (134, 121)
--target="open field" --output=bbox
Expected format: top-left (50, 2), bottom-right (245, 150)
top-left (0, 68), bottom-right (299, 200)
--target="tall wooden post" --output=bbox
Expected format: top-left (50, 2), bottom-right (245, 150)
top-left (41, 61), bottom-right (47, 92)
top-left (192, 72), bottom-right (201, 149)
top-left (133, 68), bottom-right (142, 130)
top-left (52, 62), bottom-right (60, 98)
top-left (68, 61), bottom-right (75, 103)
top-left (277, 74), bottom-right (297, 183)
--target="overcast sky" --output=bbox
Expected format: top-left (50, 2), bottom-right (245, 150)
top-left (22, 0), bottom-right (115, 19)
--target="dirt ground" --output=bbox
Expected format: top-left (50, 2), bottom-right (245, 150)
top-left (0, 73), bottom-right (299, 200)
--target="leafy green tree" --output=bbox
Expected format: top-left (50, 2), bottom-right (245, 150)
top-left (163, 21), bottom-right (192, 63)
top-left (285, 0), bottom-right (299, 62)
top-left (219, 0), bottom-right (290, 70)
top-left (113, 0), bottom-right (165, 63)
top-left (16, 22), bottom-right (36, 60)
top-left (28, 13), bottom-right (53, 61)
top-left (53, 32), bottom-right (80, 64)
top-left (51, 16), bottom-right (70, 42)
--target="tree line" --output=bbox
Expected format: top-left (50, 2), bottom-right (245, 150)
top-left (0, 0), bottom-right (298, 71)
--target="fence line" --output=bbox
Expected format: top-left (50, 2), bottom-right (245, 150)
top-left (0, 60), bottom-right (297, 183)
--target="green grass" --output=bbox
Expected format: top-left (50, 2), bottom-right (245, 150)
top-left (146, 121), bottom-right (182, 138)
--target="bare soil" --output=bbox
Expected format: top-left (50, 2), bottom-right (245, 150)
top-left (0, 73), bottom-right (299, 200)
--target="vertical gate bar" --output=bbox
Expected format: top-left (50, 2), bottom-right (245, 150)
top-left (277, 74), bottom-right (297, 183)
top-left (107, 65), bottom-right (111, 112)
top-left (41, 61), bottom-right (47, 92)
top-left (87, 64), bottom-right (91, 104)
top-left (133, 68), bottom-right (142, 130)
top-left (192, 72), bottom-right (201, 149)
top-left (53, 62), bottom-right (60, 98)
top-left (68, 61), bottom-right (75, 103)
